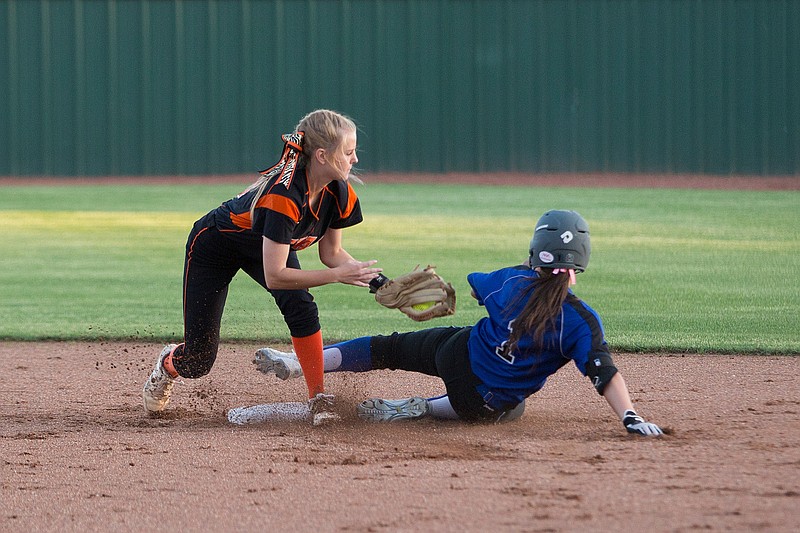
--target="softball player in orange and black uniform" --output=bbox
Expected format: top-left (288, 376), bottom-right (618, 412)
top-left (142, 110), bottom-right (381, 425)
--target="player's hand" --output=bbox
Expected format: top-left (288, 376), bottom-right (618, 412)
top-left (622, 410), bottom-right (663, 436)
top-left (335, 260), bottom-right (381, 287)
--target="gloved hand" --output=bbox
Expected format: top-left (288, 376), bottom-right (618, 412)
top-left (622, 409), bottom-right (663, 436)
top-left (370, 266), bottom-right (456, 322)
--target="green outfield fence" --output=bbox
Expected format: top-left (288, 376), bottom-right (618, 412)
top-left (1, 0), bottom-right (798, 177)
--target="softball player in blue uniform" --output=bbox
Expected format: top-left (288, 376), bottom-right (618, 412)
top-left (255, 210), bottom-right (662, 435)
top-left (143, 109), bottom-right (381, 426)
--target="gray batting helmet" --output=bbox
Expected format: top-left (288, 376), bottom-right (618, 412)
top-left (529, 210), bottom-right (591, 272)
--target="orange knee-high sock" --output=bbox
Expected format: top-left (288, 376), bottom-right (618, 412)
top-left (291, 331), bottom-right (325, 398)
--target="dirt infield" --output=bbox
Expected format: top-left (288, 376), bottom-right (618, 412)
top-left (2, 341), bottom-right (798, 532)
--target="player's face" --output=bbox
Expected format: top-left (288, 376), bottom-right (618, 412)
top-left (335, 129), bottom-right (358, 180)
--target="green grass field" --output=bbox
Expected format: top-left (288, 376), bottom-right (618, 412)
top-left (1, 181), bottom-right (798, 354)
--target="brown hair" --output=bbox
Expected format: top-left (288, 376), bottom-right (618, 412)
top-left (505, 269), bottom-right (571, 356)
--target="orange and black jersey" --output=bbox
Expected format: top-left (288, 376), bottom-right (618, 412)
top-left (211, 166), bottom-right (362, 251)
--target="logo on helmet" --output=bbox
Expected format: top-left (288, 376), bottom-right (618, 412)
top-left (539, 251), bottom-right (554, 263)
top-left (561, 231), bottom-right (574, 243)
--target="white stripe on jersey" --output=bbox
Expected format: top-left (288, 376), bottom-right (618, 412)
top-left (480, 274), bottom-right (532, 305)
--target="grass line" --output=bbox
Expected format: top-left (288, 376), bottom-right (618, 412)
top-left (1, 183), bottom-right (798, 354)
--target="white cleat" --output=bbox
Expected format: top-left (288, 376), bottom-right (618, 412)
top-left (143, 344), bottom-right (178, 413)
top-left (253, 348), bottom-right (304, 380)
top-left (357, 397), bottom-right (430, 422)
top-left (308, 393), bottom-right (341, 426)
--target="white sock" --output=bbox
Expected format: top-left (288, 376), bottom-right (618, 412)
top-left (322, 347), bottom-right (342, 372)
top-left (427, 395), bottom-right (459, 420)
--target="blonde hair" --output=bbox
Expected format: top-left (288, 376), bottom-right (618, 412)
top-left (296, 109), bottom-right (357, 179)
top-left (248, 110), bottom-right (358, 220)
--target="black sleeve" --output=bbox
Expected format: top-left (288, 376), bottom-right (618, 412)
top-left (584, 351), bottom-right (618, 395)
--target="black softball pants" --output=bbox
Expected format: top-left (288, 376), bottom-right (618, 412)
top-left (174, 215), bottom-right (319, 378)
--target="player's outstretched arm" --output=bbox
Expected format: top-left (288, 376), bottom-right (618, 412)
top-left (601, 373), bottom-right (663, 436)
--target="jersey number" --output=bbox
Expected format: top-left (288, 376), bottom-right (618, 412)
top-left (494, 320), bottom-right (516, 365)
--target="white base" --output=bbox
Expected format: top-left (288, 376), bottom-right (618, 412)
top-left (227, 402), bottom-right (310, 425)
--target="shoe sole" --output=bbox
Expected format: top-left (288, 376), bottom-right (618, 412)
top-left (254, 348), bottom-right (303, 380)
top-left (357, 397), bottom-right (429, 422)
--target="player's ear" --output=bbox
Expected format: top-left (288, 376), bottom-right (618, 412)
top-left (313, 147), bottom-right (327, 165)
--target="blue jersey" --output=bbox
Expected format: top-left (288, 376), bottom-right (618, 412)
top-left (467, 265), bottom-right (611, 408)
